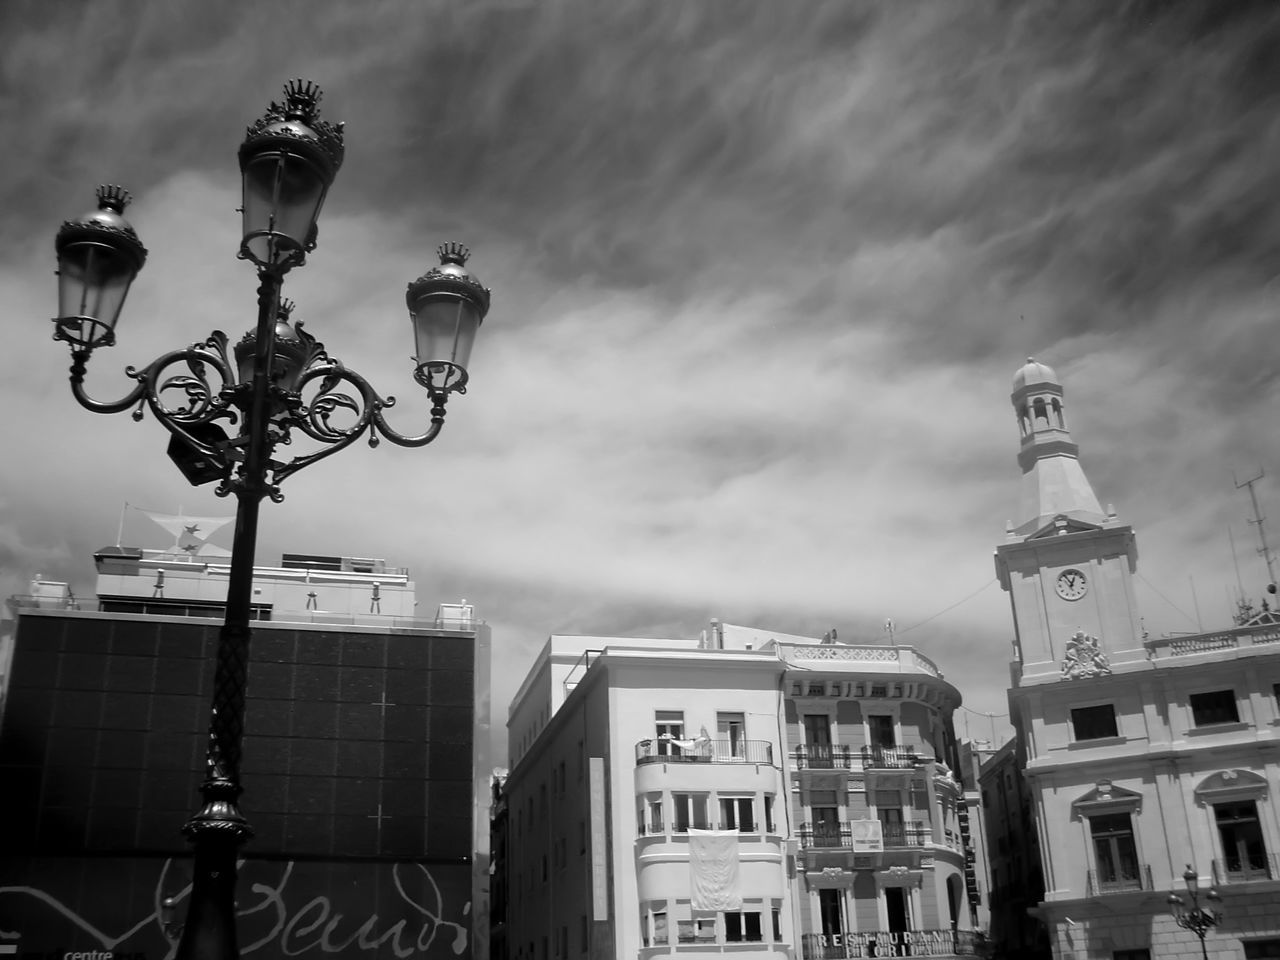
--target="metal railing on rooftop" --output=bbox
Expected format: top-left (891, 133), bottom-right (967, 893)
top-left (1145, 620), bottom-right (1280, 657)
top-left (6, 595), bottom-right (481, 631)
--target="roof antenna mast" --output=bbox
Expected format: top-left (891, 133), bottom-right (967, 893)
top-left (1236, 469), bottom-right (1278, 595)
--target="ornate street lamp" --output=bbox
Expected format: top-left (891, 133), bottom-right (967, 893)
top-left (1167, 864), bottom-right (1223, 960)
top-left (51, 80), bottom-right (491, 960)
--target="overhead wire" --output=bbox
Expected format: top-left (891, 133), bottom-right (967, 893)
top-left (895, 578), bottom-right (999, 636)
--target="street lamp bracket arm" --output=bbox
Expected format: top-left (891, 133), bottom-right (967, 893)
top-left (68, 334), bottom-right (238, 429)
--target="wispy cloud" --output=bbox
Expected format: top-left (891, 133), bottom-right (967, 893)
top-left (4, 0), bottom-right (1280, 757)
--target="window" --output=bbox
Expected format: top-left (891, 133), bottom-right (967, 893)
top-left (721, 796), bottom-right (755, 832)
top-left (673, 793), bottom-right (709, 832)
top-left (677, 919), bottom-right (715, 943)
top-left (1113, 951), bottom-right (1150, 960)
top-left (818, 889), bottom-right (842, 936)
top-left (772, 908), bottom-right (782, 942)
top-left (1071, 704), bottom-right (1119, 740)
top-left (1244, 941), bottom-right (1280, 959)
top-left (656, 710), bottom-right (684, 756)
top-left (725, 912), bottom-right (763, 942)
top-left (764, 794), bottom-right (776, 833)
top-left (649, 796), bottom-right (664, 833)
top-left (811, 805), bottom-right (841, 847)
top-left (804, 714), bottom-right (833, 767)
top-left (1216, 801), bottom-right (1271, 880)
top-left (868, 714), bottom-right (895, 748)
top-left (1191, 689), bottom-right (1240, 726)
top-left (717, 711), bottom-right (745, 757)
top-left (652, 912), bottom-right (668, 945)
top-left (1090, 813), bottom-right (1141, 891)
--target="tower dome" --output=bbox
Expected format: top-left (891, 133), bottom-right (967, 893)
top-left (1013, 357), bottom-right (1058, 393)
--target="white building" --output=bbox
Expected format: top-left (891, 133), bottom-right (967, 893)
top-left (996, 359), bottom-right (1280, 960)
top-left (500, 623), bottom-right (983, 960)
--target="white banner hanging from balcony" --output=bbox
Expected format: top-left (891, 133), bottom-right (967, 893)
top-left (688, 829), bottom-right (742, 910)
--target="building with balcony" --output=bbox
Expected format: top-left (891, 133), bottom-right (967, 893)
top-left (0, 539), bottom-right (491, 959)
top-left (498, 622), bottom-right (985, 960)
top-left (975, 740), bottom-right (1047, 960)
top-left (995, 359), bottom-right (1280, 960)
top-left (767, 627), bottom-right (979, 960)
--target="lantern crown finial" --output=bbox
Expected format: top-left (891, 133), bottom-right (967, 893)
top-left (277, 298), bottom-right (295, 319)
top-left (282, 79), bottom-right (323, 121)
top-left (242, 79), bottom-right (345, 175)
top-left (437, 242), bottom-right (470, 266)
top-left (96, 184), bottom-right (132, 214)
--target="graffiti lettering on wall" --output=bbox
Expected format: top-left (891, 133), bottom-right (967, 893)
top-left (0, 859), bottom-right (469, 960)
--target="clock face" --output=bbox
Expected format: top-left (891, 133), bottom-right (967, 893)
top-left (1056, 568), bottom-right (1088, 601)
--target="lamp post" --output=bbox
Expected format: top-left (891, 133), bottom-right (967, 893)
top-left (1167, 864), bottom-right (1223, 960)
top-left (51, 80), bottom-right (491, 960)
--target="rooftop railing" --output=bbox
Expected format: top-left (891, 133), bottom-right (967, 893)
top-left (635, 738), bottom-right (774, 765)
top-left (778, 643), bottom-right (943, 679)
top-left (6, 595), bottom-right (481, 631)
top-left (1145, 620), bottom-right (1280, 658)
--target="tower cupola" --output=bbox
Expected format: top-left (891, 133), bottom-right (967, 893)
top-left (1010, 358), bottom-right (1107, 536)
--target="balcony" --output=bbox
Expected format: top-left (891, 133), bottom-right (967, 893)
top-left (1085, 863), bottom-right (1154, 896)
top-left (793, 745), bottom-right (858, 770)
top-left (1213, 852), bottom-right (1278, 885)
top-left (635, 738), bottom-right (774, 765)
top-left (797, 820), bottom-right (928, 851)
top-left (801, 931), bottom-right (978, 959)
top-left (862, 746), bottom-right (919, 771)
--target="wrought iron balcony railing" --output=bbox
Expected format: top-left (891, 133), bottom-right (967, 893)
top-left (862, 746), bottom-right (919, 770)
top-left (882, 822), bottom-right (930, 848)
top-left (797, 820), bottom-right (928, 850)
top-left (1086, 863), bottom-right (1154, 896)
top-left (801, 930), bottom-right (978, 959)
top-left (1212, 852), bottom-right (1277, 885)
top-left (792, 744), bottom-right (859, 770)
top-left (789, 745), bottom-right (925, 771)
top-left (635, 738), bottom-right (774, 765)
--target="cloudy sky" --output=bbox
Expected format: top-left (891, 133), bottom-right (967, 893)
top-left (3, 0), bottom-right (1280, 756)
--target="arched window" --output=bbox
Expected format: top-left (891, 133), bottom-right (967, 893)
top-left (1032, 397), bottom-right (1049, 426)
top-left (1018, 404), bottom-right (1030, 436)
top-left (1051, 398), bottom-right (1064, 428)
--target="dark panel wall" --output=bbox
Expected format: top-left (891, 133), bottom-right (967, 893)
top-left (1, 612), bottom-right (475, 862)
top-left (0, 855), bottom-right (473, 959)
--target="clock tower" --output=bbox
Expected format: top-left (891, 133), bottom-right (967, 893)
top-left (994, 359), bottom-right (1145, 684)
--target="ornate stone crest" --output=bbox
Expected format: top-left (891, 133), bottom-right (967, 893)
top-left (1062, 630), bottom-right (1111, 679)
